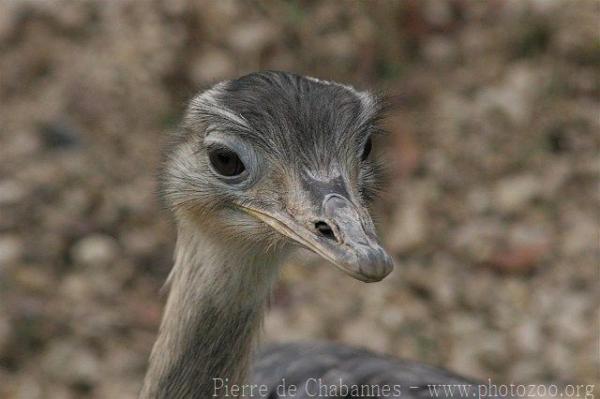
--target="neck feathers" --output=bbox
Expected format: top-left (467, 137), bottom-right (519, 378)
top-left (140, 221), bottom-right (280, 398)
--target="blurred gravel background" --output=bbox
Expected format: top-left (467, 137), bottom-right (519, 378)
top-left (0, 1), bottom-right (598, 398)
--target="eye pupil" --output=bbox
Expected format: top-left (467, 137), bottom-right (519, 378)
top-left (361, 137), bottom-right (373, 161)
top-left (209, 147), bottom-right (246, 177)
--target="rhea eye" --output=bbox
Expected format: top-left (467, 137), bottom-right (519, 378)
top-left (208, 146), bottom-right (246, 177)
top-left (361, 137), bottom-right (373, 161)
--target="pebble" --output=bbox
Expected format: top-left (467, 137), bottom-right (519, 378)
top-left (190, 48), bottom-right (235, 84)
top-left (561, 211), bottom-right (597, 256)
top-left (467, 187), bottom-right (492, 213)
top-left (552, 294), bottom-right (588, 343)
top-left (423, 37), bottom-right (456, 63)
top-left (340, 318), bottom-right (389, 353)
top-left (488, 244), bottom-right (546, 274)
top-left (423, 1), bottom-right (453, 26)
top-left (121, 228), bottom-right (161, 258)
top-left (38, 120), bottom-right (82, 150)
top-left (509, 358), bottom-right (542, 382)
top-left (0, 313), bottom-right (9, 351)
top-left (0, 234), bottom-right (24, 266)
top-left (227, 22), bottom-right (276, 53)
top-left (0, 1), bottom-right (17, 42)
top-left (41, 341), bottom-right (100, 384)
top-left (387, 202), bottom-right (426, 252)
top-left (478, 65), bottom-right (540, 125)
top-left (449, 344), bottom-right (483, 379)
top-left (0, 0), bottom-right (597, 392)
top-left (452, 219), bottom-right (503, 262)
top-left (478, 333), bottom-right (510, 371)
top-left (0, 180), bottom-right (27, 206)
top-left (70, 234), bottom-right (119, 267)
top-left (380, 308), bottom-right (404, 330)
top-left (11, 375), bottom-right (44, 399)
top-left (494, 174), bottom-right (542, 213)
top-left (321, 33), bottom-right (356, 59)
top-left (513, 319), bottom-right (541, 353)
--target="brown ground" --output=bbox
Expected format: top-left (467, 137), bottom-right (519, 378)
top-left (0, 1), bottom-right (598, 398)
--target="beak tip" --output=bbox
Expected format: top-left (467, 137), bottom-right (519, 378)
top-left (355, 253), bottom-right (394, 283)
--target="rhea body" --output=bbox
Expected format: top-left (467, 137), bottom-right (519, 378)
top-left (140, 72), bottom-right (470, 398)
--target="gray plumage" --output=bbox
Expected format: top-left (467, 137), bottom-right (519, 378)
top-left (141, 71), bottom-right (484, 399)
top-left (251, 342), bottom-right (478, 399)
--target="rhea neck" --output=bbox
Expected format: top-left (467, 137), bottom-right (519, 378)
top-left (140, 218), bottom-right (281, 398)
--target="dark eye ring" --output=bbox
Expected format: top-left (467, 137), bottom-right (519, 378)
top-left (208, 146), bottom-right (246, 177)
top-left (361, 137), bottom-right (373, 161)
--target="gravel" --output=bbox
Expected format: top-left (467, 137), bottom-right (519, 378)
top-left (0, 1), bottom-right (597, 398)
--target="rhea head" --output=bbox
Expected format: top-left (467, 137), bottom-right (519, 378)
top-left (161, 71), bottom-right (394, 283)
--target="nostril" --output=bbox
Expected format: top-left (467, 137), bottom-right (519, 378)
top-left (315, 221), bottom-right (337, 241)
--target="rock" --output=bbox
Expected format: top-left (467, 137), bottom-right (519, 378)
top-left (447, 314), bottom-right (487, 377)
top-left (121, 228), bottom-right (161, 258)
top-left (268, 50), bottom-right (295, 71)
top-left (552, 294), bottom-right (588, 343)
top-left (513, 319), bottom-right (541, 353)
top-left (477, 332), bottom-right (510, 371)
top-left (423, 1), bottom-right (453, 26)
top-left (13, 267), bottom-right (52, 292)
top-left (387, 202), bottom-right (426, 253)
top-left (350, 16), bottom-right (375, 43)
top-left (61, 274), bottom-right (94, 301)
top-left (38, 120), bottom-right (83, 150)
top-left (509, 358), bottom-right (543, 382)
top-left (449, 344), bottom-right (482, 378)
top-left (52, 2), bottom-right (92, 30)
top-left (494, 174), bottom-right (542, 213)
top-left (0, 1), bottom-right (18, 42)
top-left (0, 180), bottom-right (27, 206)
top-left (380, 307), bottom-right (404, 330)
top-left (387, 184), bottom-right (433, 253)
top-left (10, 374), bottom-right (44, 399)
top-left (227, 22), bottom-right (276, 53)
top-left (0, 313), bottom-right (10, 351)
top-left (321, 33), bottom-right (356, 59)
top-left (540, 159), bottom-right (571, 195)
top-left (262, 308), bottom-right (291, 342)
top-left (467, 187), bottom-right (492, 213)
top-left (529, 0), bottom-right (562, 13)
top-left (561, 211), bottom-right (597, 256)
top-left (41, 341), bottom-right (100, 384)
top-left (340, 318), bottom-right (389, 353)
top-left (478, 65), bottom-right (540, 124)
top-left (161, 0), bottom-right (189, 17)
top-left (545, 341), bottom-right (574, 379)
top-left (70, 234), bottom-right (119, 267)
top-left (1, 130), bottom-right (42, 160)
top-left (96, 381), bottom-right (141, 399)
top-left (452, 218), bottom-right (503, 262)
top-left (460, 271), bottom-right (495, 311)
top-left (190, 48), bottom-right (235, 84)
top-left (0, 234), bottom-right (24, 266)
top-left (487, 244), bottom-right (546, 274)
top-left (423, 37), bottom-right (456, 63)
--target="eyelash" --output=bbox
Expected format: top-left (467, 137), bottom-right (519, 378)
top-left (360, 137), bottom-right (373, 161)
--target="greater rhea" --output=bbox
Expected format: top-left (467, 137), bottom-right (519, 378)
top-left (140, 71), bottom-right (474, 398)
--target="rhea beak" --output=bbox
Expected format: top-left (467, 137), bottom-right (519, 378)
top-left (238, 193), bottom-right (394, 283)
